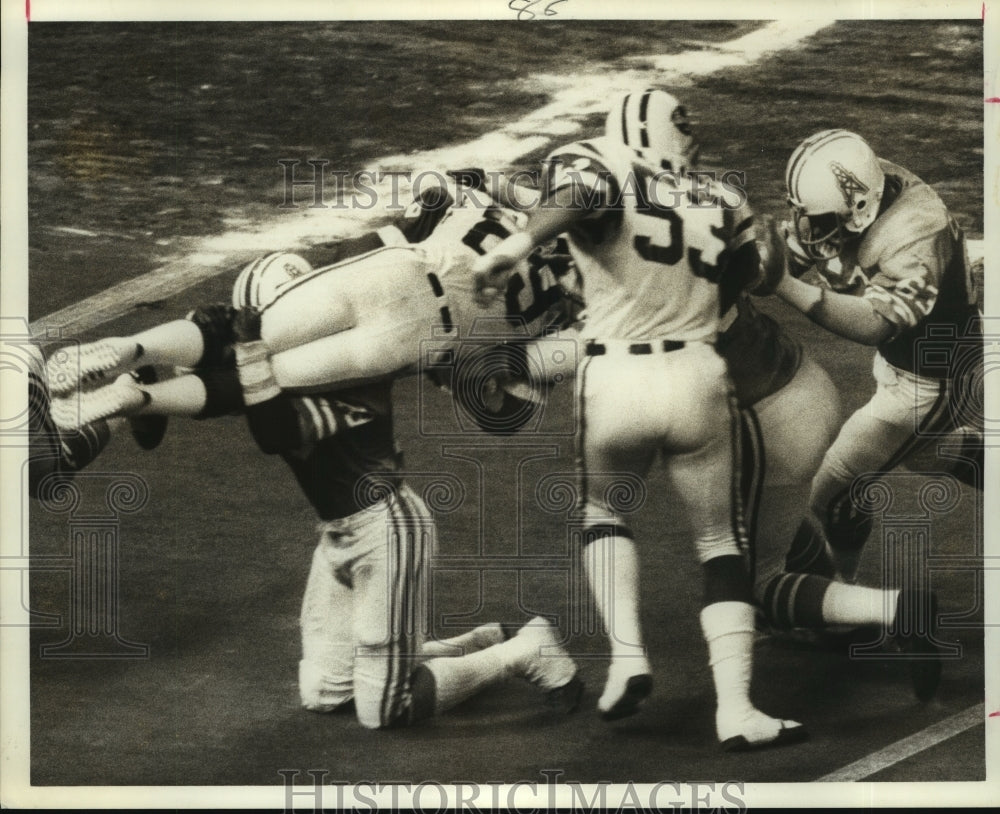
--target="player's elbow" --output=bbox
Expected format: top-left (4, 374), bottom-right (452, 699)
top-left (854, 314), bottom-right (896, 346)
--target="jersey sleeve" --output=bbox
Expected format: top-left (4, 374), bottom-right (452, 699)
top-left (244, 389), bottom-right (380, 454)
top-left (863, 231), bottom-right (947, 334)
top-left (544, 143), bottom-right (620, 219)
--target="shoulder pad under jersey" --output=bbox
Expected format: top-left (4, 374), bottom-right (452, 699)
top-left (858, 162), bottom-right (949, 270)
top-left (545, 138), bottom-right (620, 198)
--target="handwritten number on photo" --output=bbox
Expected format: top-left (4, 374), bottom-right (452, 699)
top-left (509, 0), bottom-right (568, 21)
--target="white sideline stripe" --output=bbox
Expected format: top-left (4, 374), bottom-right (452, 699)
top-left (29, 20), bottom-right (835, 338)
top-left (817, 703), bottom-right (985, 782)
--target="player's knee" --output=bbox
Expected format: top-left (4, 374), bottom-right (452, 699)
top-left (580, 503), bottom-right (635, 546)
top-left (779, 432), bottom-right (832, 484)
top-left (352, 645), bottom-right (404, 729)
top-left (186, 304), bottom-right (236, 368)
top-left (694, 532), bottom-right (742, 565)
top-left (298, 659), bottom-right (353, 714)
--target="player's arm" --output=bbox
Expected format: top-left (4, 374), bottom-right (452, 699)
top-left (779, 231), bottom-right (944, 346)
top-left (473, 152), bottom-right (614, 306)
top-left (231, 309), bottom-right (372, 454)
top-left (758, 218), bottom-right (894, 345)
top-left (775, 273), bottom-right (894, 345)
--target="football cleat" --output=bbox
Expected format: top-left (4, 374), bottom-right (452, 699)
top-left (718, 710), bottom-right (808, 752)
top-left (51, 381), bottom-right (149, 431)
top-left (890, 589), bottom-right (942, 702)
top-left (513, 617), bottom-right (582, 711)
top-left (45, 339), bottom-right (144, 397)
top-left (124, 367), bottom-right (168, 450)
top-left (598, 666), bottom-right (653, 721)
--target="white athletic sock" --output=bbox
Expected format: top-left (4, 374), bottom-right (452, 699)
top-left (700, 601), bottom-right (757, 722)
top-left (585, 534), bottom-right (647, 664)
top-left (822, 583), bottom-right (898, 627)
top-left (140, 374), bottom-right (208, 417)
top-left (420, 623), bottom-right (506, 658)
top-left (133, 319), bottom-right (206, 368)
top-left (422, 646), bottom-right (514, 714)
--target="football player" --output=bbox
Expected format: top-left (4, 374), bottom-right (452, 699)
top-left (82, 226), bottom-right (580, 728)
top-left (472, 88), bottom-right (805, 751)
top-left (496, 118), bottom-right (946, 702)
top-left (765, 130), bottom-right (983, 582)
top-left (44, 173), bottom-right (578, 430)
top-left (236, 257), bottom-right (583, 728)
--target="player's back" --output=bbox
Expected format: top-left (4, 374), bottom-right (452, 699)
top-left (411, 178), bottom-right (572, 340)
top-left (547, 137), bottom-right (727, 342)
top-left (278, 382), bottom-right (403, 522)
top-left (413, 178), bottom-right (527, 275)
top-left (857, 160), bottom-right (979, 375)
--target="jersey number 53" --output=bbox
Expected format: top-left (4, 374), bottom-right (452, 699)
top-left (631, 164), bottom-right (727, 283)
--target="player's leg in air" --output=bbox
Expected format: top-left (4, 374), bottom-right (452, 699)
top-left (45, 247), bottom-right (444, 426)
top-left (744, 354), bottom-right (942, 701)
top-left (28, 342), bottom-right (166, 499)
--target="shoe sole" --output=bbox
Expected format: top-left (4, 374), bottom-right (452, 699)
top-left (47, 342), bottom-right (142, 397)
top-left (721, 722), bottom-right (809, 752)
top-left (600, 673), bottom-right (653, 721)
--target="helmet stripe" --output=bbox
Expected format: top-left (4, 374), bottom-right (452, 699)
top-left (237, 257), bottom-right (259, 308)
top-left (785, 129), bottom-right (842, 194)
top-left (638, 89), bottom-right (652, 148)
top-left (620, 93), bottom-right (631, 146)
top-left (787, 129), bottom-right (855, 206)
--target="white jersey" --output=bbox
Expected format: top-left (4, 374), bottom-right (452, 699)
top-left (411, 178), bottom-right (569, 338)
top-left (545, 136), bottom-right (733, 342)
top-left (415, 178), bottom-right (528, 282)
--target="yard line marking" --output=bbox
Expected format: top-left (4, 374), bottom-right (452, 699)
top-left (817, 703), bottom-right (984, 782)
top-left (29, 19), bottom-right (834, 338)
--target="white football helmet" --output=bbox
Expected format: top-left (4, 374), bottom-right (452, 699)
top-left (232, 251), bottom-right (313, 309)
top-left (605, 88), bottom-right (700, 175)
top-left (785, 129), bottom-right (885, 260)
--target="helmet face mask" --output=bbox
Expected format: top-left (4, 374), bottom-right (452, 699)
top-left (790, 209), bottom-right (850, 261)
top-left (785, 129), bottom-right (885, 261)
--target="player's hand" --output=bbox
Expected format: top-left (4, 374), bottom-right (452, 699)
top-left (472, 253), bottom-right (517, 308)
top-left (232, 307), bottom-right (263, 343)
top-left (781, 221), bottom-right (814, 278)
top-left (751, 215), bottom-right (788, 296)
top-left (446, 167), bottom-right (488, 192)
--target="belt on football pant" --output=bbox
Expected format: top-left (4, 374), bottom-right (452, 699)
top-left (426, 273), bottom-right (454, 334)
top-left (585, 339), bottom-right (685, 356)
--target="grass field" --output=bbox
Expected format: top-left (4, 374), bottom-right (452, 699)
top-left (18, 17), bottom-right (988, 796)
